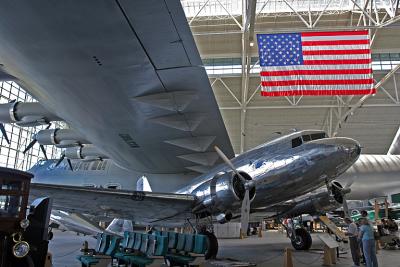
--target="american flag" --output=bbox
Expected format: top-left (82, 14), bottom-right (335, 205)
top-left (257, 30), bottom-right (375, 96)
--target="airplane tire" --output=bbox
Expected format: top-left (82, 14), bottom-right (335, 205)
top-left (201, 231), bottom-right (218, 259)
top-left (291, 228), bottom-right (312, 250)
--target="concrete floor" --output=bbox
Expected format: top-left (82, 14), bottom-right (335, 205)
top-left (48, 229), bottom-right (399, 266)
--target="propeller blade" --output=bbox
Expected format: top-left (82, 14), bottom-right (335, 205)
top-left (67, 158), bottom-right (73, 171)
top-left (214, 146), bottom-right (247, 183)
top-left (39, 145), bottom-right (48, 160)
top-left (241, 189), bottom-right (250, 236)
top-left (55, 154), bottom-right (65, 167)
top-left (23, 138), bottom-right (37, 154)
top-left (0, 123), bottom-right (10, 144)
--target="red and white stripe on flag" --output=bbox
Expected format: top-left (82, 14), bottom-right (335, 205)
top-left (257, 30), bottom-right (375, 97)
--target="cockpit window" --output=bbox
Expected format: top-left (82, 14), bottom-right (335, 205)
top-left (302, 133), bottom-right (326, 142)
top-left (310, 133), bottom-right (326, 140)
top-left (292, 137), bottom-right (302, 148)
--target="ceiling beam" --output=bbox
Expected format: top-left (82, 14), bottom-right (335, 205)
top-left (239, 0), bottom-right (257, 153)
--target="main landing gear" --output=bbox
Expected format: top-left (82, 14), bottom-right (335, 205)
top-left (283, 218), bottom-right (312, 250)
top-left (200, 230), bottom-right (219, 260)
top-left (290, 228), bottom-right (312, 250)
top-left (195, 221), bottom-right (218, 260)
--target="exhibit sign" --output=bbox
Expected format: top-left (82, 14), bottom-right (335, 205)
top-left (257, 30), bottom-right (375, 96)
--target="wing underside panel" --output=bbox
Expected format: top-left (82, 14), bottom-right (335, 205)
top-left (30, 183), bottom-right (196, 226)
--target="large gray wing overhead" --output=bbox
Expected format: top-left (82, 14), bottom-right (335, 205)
top-left (30, 183), bottom-right (196, 226)
top-left (0, 0), bottom-right (234, 174)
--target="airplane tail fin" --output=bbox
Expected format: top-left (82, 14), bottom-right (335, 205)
top-left (106, 218), bottom-right (133, 235)
top-left (136, 175), bottom-right (152, 192)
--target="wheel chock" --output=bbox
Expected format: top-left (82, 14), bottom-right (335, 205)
top-left (283, 248), bottom-right (294, 267)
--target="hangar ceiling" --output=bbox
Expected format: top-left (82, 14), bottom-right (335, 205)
top-left (182, 0), bottom-right (400, 154)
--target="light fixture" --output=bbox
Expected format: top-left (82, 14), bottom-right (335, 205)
top-left (249, 41), bottom-right (254, 47)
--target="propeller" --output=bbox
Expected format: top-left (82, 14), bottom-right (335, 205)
top-left (214, 146), bottom-right (253, 237)
top-left (342, 180), bottom-right (354, 218)
top-left (55, 152), bottom-right (73, 171)
top-left (0, 123), bottom-right (10, 144)
top-left (22, 123), bottom-right (51, 159)
top-left (331, 180), bottom-right (353, 218)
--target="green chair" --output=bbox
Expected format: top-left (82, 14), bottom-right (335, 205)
top-left (133, 232), bottom-right (142, 251)
top-left (127, 235), bottom-right (169, 267)
top-left (167, 232), bottom-right (178, 250)
top-left (78, 234), bottom-right (115, 267)
top-left (115, 232), bottom-right (137, 265)
top-left (123, 233), bottom-right (149, 266)
top-left (165, 234), bottom-right (195, 266)
top-left (165, 234), bottom-right (208, 267)
top-left (192, 235), bottom-right (207, 254)
top-left (175, 233), bottom-right (186, 252)
top-left (155, 235), bottom-right (168, 256)
top-left (76, 233), bottom-right (109, 262)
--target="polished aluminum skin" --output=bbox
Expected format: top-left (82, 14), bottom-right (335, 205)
top-left (179, 129), bottom-right (361, 218)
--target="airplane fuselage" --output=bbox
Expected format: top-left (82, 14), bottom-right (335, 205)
top-left (177, 131), bottom-right (360, 217)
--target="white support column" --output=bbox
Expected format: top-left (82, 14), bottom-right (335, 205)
top-left (239, 0), bottom-right (257, 153)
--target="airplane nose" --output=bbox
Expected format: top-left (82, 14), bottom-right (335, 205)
top-left (338, 138), bottom-right (361, 159)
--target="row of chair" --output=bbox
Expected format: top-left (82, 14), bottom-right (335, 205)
top-left (77, 233), bottom-right (121, 266)
top-left (153, 231), bottom-right (208, 266)
top-left (77, 231), bottom-right (208, 267)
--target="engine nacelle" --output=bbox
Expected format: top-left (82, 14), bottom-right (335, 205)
top-left (0, 102), bottom-right (60, 126)
top-left (64, 145), bottom-right (108, 161)
top-left (279, 181), bottom-right (345, 218)
top-left (35, 128), bottom-right (90, 147)
top-left (192, 171), bottom-right (255, 220)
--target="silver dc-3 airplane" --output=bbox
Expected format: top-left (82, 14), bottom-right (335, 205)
top-left (0, 0), bottom-right (383, 256)
top-left (28, 129), bottom-right (361, 254)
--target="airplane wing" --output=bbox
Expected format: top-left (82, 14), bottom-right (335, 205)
top-left (30, 183), bottom-right (196, 226)
top-left (0, 0), bottom-right (234, 174)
